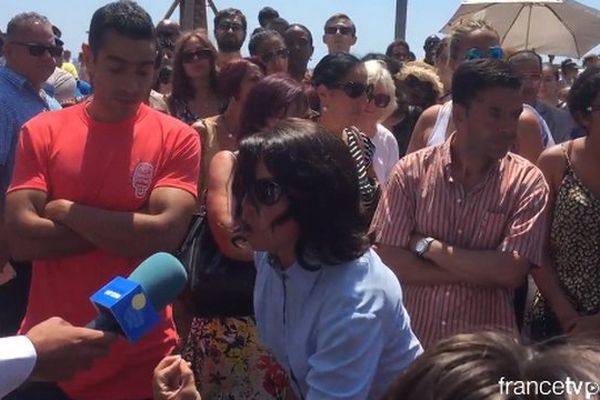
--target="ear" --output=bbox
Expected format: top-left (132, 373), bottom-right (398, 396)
top-left (309, 46), bottom-right (315, 59)
top-left (316, 83), bottom-right (330, 104)
top-left (322, 34), bottom-right (328, 45)
top-left (3, 41), bottom-right (16, 59)
top-left (81, 43), bottom-right (94, 79)
top-left (350, 35), bottom-right (357, 46)
top-left (452, 102), bottom-right (468, 129)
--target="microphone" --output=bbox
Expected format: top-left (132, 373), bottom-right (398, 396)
top-left (86, 252), bottom-right (188, 342)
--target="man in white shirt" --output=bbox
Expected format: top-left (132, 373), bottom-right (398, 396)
top-left (0, 317), bottom-right (114, 398)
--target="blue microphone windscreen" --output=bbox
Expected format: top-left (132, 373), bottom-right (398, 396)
top-left (127, 252), bottom-right (188, 311)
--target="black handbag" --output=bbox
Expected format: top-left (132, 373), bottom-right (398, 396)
top-left (173, 211), bottom-right (256, 318)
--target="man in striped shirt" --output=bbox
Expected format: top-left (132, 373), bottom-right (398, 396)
top-left (371, 59), bottom-right (548, 348)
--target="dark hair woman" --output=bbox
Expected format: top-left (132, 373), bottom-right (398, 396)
top-left (168, 29), bottom-right (220, 124)
top-left (232, 118), bottom-right (422, 399)
top-left (528, 66), bottom-right (600, 341)
top-left (181, 75), bottom-right (309, 400)
top-left (312, 53), bottom-right (381, 223)
top-left (192, 57), bottom-right (265, 194)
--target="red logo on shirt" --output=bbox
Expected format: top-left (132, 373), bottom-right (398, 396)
top-left (132, 162), bottom-right (154, 199)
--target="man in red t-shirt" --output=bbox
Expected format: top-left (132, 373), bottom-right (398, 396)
top-left (4, 2), bottom-right (200, 399)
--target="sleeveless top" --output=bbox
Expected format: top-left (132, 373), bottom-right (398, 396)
top-left (427, 101), bottom-right (555, 148)
top-left (528, 142), bottom-right (600, 340)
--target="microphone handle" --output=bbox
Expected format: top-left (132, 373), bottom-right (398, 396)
top-left (85, 312), bottom-right (124, 334)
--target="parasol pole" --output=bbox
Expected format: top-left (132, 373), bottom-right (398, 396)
top-left (525, 4), bottom-right (533, 49)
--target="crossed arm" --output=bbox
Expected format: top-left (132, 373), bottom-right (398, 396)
top-left (5, 187), bottom-right (196, 261)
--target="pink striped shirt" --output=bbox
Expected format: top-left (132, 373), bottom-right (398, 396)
top-left (371, 136), bottom-right (548, 348)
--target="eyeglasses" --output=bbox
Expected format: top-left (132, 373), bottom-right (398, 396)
top-left (182, 48), bottom-right (213, 63)
top-left (11, 42), bottom-right (63, 57)
top-left (330, 81), bottom-right (372, 98)
top-left (464, 46), bottom-right (504, 61)
top-left (218, 22), bottom-right (244, 32)
top-left (260, 48), bottom-right (289, 63)
top-left (368, 93), bottom-right (391, 108)
top-left (324, 26), bottom-right (353, 36)
top-left (251, 178), bottom-right (284, 206)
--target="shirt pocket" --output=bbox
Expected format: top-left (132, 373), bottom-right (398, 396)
top-left (475, 210), bottom-right (507, 248)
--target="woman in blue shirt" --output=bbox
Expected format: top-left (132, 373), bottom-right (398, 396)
top-left (231, 118), bottom-right (423, 400)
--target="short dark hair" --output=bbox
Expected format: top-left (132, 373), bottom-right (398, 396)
top-left (324, 13), bottom-right (356, 36)
top-left (238, 73), bottom-right (307, 140)
top-left (568, 66), bottom-right (600, 130)
top-left (312, 52), bottom-right (362, 88)
top-left (266, 17), bottom-right (289, 36)
top-left (232, 118), bottom-right (371, 269)
top-left (258, 7), bottom-right (279, 28)
top-left (248, 29), bottom-right (283, 56)
top-left (214, 8), bottom-right (247, 32)
top-left (6, 12), bottom-right (50, 40)
top-left (362, 53), bottom-right (401, 75)
top-left (508, 49), bottom-right (542, 70)
top-left (452, 59), bottom-right (522, 108)
top-left (385, 39), bottom-right (409, 57)
top-left (88, 1), bottom-right (155, 55)
top-left (285, 23), bottom-right (313, 47)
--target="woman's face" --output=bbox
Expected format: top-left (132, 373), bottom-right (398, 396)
top-left (239, 162), bottom-right (299, 254)
top-left (237, 63), bottom-right (264, 104)
top-left (181, 37), bottom-right (213, 81)
top-left (540, 64), bottom-right (559, 100)
top-left (322, 63), bottom-right (369, 125)
top-left (257, 36), bottom-right (289, 76)
top-left (359, 80), bottom-right (392, 126)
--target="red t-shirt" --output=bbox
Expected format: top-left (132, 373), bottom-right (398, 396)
top-left (8, 102), bottom-right (200, 400)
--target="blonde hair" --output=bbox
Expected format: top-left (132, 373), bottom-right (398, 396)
top-left (397, 61), bottom-right (444, 97)
top-left (449, 19), bottom-right (498, 61)
top-left (364, 60), bottom-right (398, 122)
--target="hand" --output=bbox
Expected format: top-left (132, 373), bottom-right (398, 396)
top-left (43, 199), bottom-right (74, 223)
top-left (153, 355), bottom-right (201, 400)
top-left (25, 317), bottom-right (116, 382)
top-left (568, 315), bottom-right (600, 336)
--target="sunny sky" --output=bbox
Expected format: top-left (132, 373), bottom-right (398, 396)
top-left (1, 0), bottom-right (599, 67)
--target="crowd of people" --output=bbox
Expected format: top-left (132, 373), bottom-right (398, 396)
top-left (1, 1), bottom-right (600, 400)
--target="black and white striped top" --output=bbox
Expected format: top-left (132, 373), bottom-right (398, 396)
top-left (344, 127), bottom-right (379, 218)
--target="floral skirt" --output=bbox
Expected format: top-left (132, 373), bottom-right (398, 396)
top-left (182, 316), bottom-right (288, 400)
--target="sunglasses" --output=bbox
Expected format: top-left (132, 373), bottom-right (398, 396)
top-left (324, 26), bottom-right (353, 36)
top-left (368, 93), bottom-right (391, 108)
top-left (330, 81), bottom-right (372, 98)
top-left (251, 178), bottom-right (284, 206)
top-left (464, 46), bottom-right (504, 61)
top-left (182, 48), bottom-right (213, 63)
top-left (260, 48), bottom-right (289, 63)
top-left (218, 22), bottom-right (244, 32)
top-left (12, 42), bottom-right (63, 57)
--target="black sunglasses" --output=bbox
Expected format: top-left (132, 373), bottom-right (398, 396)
top-left (251, 178), bottom-right (284, 206)
top-left (12, 42), bottom-right (63, 57)
top-left (330, 81), bottom-right (372, 98)
top-left (324, 26), bottom-right (353, 36)
top-left (182, 48), bottom-right (213, 63)
top-left (260, 48), bottom-right (289, 63)
top-left (369, 93), bottom-right (391, 108)
top-left (218, 22), bottom-right (244, 32)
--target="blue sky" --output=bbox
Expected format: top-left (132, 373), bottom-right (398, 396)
top-left (1, 0), bottom-right (599, 67)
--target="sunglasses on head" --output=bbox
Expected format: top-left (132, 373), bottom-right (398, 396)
top-left (368, 93), bottom-right (391, 108)
top-left (260, 48), bottom-right (289, 63)
top-left (464, 46), bottom-right (504, 61)
top-left (12, 42), bottom-right (63, 57)
top-left (182, 48), bottom-right (213, 63)
top-left (330, 81), bottom-right (372, 98)
top-left (218, 22), bottom-right (244, 32)
top-left (324, 26), bottom-right (353, 36)
top-left (251, 178), bottom-right (284, 206)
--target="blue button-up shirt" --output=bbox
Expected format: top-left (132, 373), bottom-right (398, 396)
top-left (0, 66), bottom-right (61, 197)
top-left (254, 249), bottom-right (423, 400)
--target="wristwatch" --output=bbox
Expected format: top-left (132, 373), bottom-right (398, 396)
top-left (413, 237), bottom-right (436, 257)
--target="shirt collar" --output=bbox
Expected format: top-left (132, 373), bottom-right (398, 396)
top-left (0, 65), bottom-right (31, 90)
top-left (267, 253), bottom-right (323, 296)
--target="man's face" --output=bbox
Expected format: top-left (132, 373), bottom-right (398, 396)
top-left (455, 87), bottom-right (523, 160)
top-left (390, 44), bottom-right (410, 63)
top-left (322, 18), bottom-right (356, 54)
top-left (4, 21), bottom-right (57, 86)
top-left (511, 59), bottom-right (541, 106)
top-left (284, 27), bottom-right (313, 75)
top-left (85, 30), bottom-right (156, 119)
top-left (214, 16), bottom-right (246, 53)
